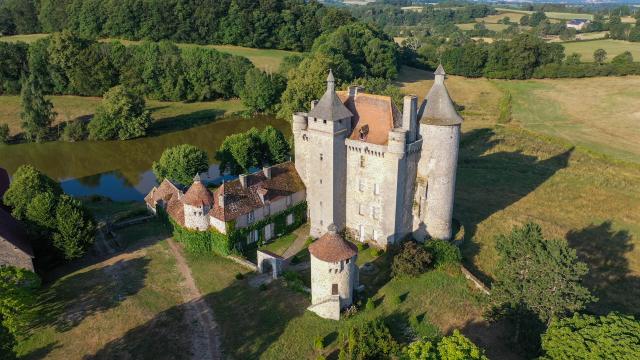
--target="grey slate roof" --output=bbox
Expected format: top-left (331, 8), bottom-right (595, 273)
top-left (308, 70), bottom-right (353, 122)
top-left (419, 66), bottom-right (463, 126)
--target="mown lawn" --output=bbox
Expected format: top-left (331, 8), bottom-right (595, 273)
top-left (185, 251), bottom-right (503, 359)
top-left (15, 218), bottom-right (189, 360)
top-left (561, 39), bottom-right (640, 62)
top-left (259, 233), bottom-right (298, 256)
top-left (0, 95), bottom-right (244, 136)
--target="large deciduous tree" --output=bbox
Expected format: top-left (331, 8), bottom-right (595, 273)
top-left (52, 195), bottom-right (96, 260)
top-left (152, 144), bottom-right (209, 186)
top-left (88, 85), bottom-right (152, 140)
top-left (240, 69), bottom-right (286, 114)
top-left (338, 318), bottom-right (399, 359)
top-left (403, 330), bottom-right (488, 360)
top-left (3, 165), bottom-right (62, 220)
top-left (540, 312), bottom-right (640, 360)
top-left (487, 223), bottom-right (595, 351)
top-left (216, 126), bottom-right (291, 175)
top-left (260, 125), bottom-right (291, 165)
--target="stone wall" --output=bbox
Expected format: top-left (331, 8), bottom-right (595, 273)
top-left (183, 204), bottom-right (210, 231)
top-left (0, 238), bottom-right (33, 271)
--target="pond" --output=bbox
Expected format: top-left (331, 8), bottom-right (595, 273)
top-left (0, 115), bottom-right (291, 201)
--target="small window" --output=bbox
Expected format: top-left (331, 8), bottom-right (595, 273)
top-left (346, 258), bottom-right (350, 264)
top-left (374, 183), bottom-right (380, 195)
top-left (286, 213), bottom-right (294, 225)
top-left (358, 179), bottom-right (365, 192)
top-left (359, 203), bottom-right (365, 215)
top-left (320, 179), bottom-right (322, 184)
top-left (332, 284), bottom-right (338, 295)
top-left (323, 120), bottom-right (327, 124)
top-left (320, 153), bottom-right (323, 161)
top-left (360, 155), bottom-right (365, 168)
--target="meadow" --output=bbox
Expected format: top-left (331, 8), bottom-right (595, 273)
top-left (0, 95), bottom-right (244, 136)
top-left (457, 23), bottom-right (509, 31)
top-left (0, 34), bottom-right (299, 70)
top-left (494, 8), bottom-right (594, 21)
top-left (397, 66), bottom-right (640, 318)
top-left (561, 39), bottom-right (640, 62)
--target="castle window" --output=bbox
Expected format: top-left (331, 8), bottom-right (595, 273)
top-left (320, 179), bottom-right (322, 184)
top-left (358, 179), bottom-right (365, 192)
top-left (359, 204), bottom-right (365, 215)
top-left (323, 120), bottom-right (327, 124)
top-left (332, 284), bottom-right (338, 295)
top-left (360, 155), bottom-right (365, 168)
top-left (320, 153), bottom-right (323, 161)
top-left (374, 183), bottom-right (380, 195)
top-left (248, 211), bottom-right (255, 224)
top-left (286, 213), bottom-right (294, 225)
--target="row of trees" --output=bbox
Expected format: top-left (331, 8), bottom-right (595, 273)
top-left (350, 3), bottom-right (495, 28)
top-left (2, 165), bottom-right (96, 261)
top-left (0, 32), bottom-right (256, 101)
top-left (0, 0), bottom-right (353, 51)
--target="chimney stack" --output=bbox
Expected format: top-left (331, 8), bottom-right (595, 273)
top-left (263, 165), bottom-right (272, 179)
top-left (239, 174), bottom-right (248, 188)
top-left (402, 95), bottom-right (418, 143)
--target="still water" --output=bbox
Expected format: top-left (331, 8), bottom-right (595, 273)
top-left (0, 115), bottom-right (290, 201)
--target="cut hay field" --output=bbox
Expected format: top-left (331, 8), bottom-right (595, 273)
top-left (397, 66), bottom-right (640, 317)
top-left (0, 95), bottom-right (244, 136)
top-left (561, 39), bottom-right (640, 62)
top-left (494, 8), bottom-right (594, 21)
top-left (0, 34), bottom-right (299, 70)
top-left (480, 11), bottom-right (526, 24)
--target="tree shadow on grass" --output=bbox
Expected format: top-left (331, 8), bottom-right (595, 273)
top-left (566, 221), bottom-right (640, 315)
top-left (455, 128), bottom-right (573, 284)
top-left (21, 342), bottom-right (61, 360)
top-left (460, 318), bottom-right (524, 360)
top-left (32, 257), bottom-right (150, 332)
top-left (147, 109), bottom-right (227, 136)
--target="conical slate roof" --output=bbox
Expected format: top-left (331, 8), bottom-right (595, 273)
top-left (420, 65), bottom-right (463, 126)
top-left (183, 175), bottom-right (214, 207)
top-left (309, 224), bottom-right (358, 262)
top-left (308, 70), bottom-right (353, 122)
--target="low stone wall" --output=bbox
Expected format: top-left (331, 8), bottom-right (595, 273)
top-left (226, 255), bottom-right (258, 271)
top-left (460, 265), bottom-right (490, 295)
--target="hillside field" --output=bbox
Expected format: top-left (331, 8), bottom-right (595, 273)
top-left (0, 34), bottom-right (298, 70)
top-left (561, 39), bottom-right (640, 62)
top-left (494, 8), bottom-right (594, 21)
top-left (397, 66), bottom-right (640, 317)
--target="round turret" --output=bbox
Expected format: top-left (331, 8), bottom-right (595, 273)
top-left (183, 174), bottom-right (213, 231)
top-left (308, 224), bottom-right (359, 320)
top-left (387, 128), bottom-right (407, 157)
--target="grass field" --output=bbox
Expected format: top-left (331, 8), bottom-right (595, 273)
top-left (562, 39), bottom-right (640, 62)
top-left (0, 34), bottom-right (299, 70)
top-left (15, 218), bottom-right (191, 360)
top-left (480, 11), bottom-right (526, 24)
top-left (397, 66), bottom-right (640, 318)
top-left (185, 251), bottom-right (511, 359)
top-left (0, 95), bottom-right (244, 136)
top-left (457, 23), bottom-right (509, 31)
top-left (494, 8), bottom-right (594, 21)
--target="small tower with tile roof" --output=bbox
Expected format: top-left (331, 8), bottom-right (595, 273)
top-left (183, 174), bottom-right (214, 231)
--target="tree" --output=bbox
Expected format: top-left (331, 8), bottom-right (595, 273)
top-left (152, 144), bottom-right (209, 186)
top-left (338, 318), bottom-right (399, 359)
top-left (565, 53), bottom-right (582, 65)
top-left (0, 124), bottom-right (9, 144)
top-left (487, 223), bottom-right (595, 349)
top-left (240, 69), bottom-right (286, 113)
top-left (593, 49), bottom-right (607, 64)
top-left (392, 241), bottom-right (432, 277)
top-left (0, 266), bottom-right (40, 336)
top-left (260, 125), bottom-right (291, 164)
top-left (20, 74), bottom-right (56, 143)
top-left (541, 312), bottom-right (640, 360)
top-left (529, 11), bottom-right (548, 27)
top-left (25, 191), bottom-right (58, 231)
top-left (402, 330), bottom-right (488, 360)
top-left (88, 85), bottom-right (152, 140)
top-left (612, 51), bottom-right (633, 65)
top-left (216, 128), bottom-right (264, 175)
top-left (53, 195), bottom-right (96, 260)
top-left (3, 164), bottom-right (62, 220)
top-left (425, 239), bottom-right (461, 268)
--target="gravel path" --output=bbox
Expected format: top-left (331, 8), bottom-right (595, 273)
top-left (167, 239), bottom-right (222, 360)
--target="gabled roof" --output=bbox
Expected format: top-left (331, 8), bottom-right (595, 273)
top-left (337, 91), bottom-right (401, 146)
top-left (309, 224), bottom-right (357, 262)
top-left (144, 179), bottom-right (182, 208)
top-left (308, 70), bottom-right (353, 122)
top-left (0, 208), bottom-right (34, 258)
top-left (209, 162), bottom-right (305, 222)
top-left (420, 66), bottom-right (463, 126)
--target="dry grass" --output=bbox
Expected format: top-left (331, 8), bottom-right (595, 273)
top-left (457, 23), bottom-right (509, 31)
top-left (480, 11), bottom-right (526, 24)
top-left (494, 8), bottom-right (594, 21)
top-left (16, 221), bottom-right (191, 359)
top-left (397, 66), bottom-right (640, 317)
top-left (562, 39), bottom-right (640, 62)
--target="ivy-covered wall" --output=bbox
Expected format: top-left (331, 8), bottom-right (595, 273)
top-left (157, 202), bottom-right (307, 257)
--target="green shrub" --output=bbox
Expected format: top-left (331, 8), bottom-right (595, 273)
top-left (61, 119), bottom-right (86, 142)
top-left (338, 318), bottom-right (399, 359)
top-left (314, 336), bottom-right (324, 350)
top-left (391, 295), bottom-right (402, 306)
top-left (392, 241), bottom-right (432, 277)
top-left (409, 315), bottom-right (442, 341)
top-left (259, 283), bottom-right (268, 291)
top-left (356, 242), bottom-right (368, 251)
top-left (369, 247), bottom-right (383, 257)
top-left (425, 239), bottom-right (462, 268)
top-left (235, 273), bottom-right (244, 280)
top-left (365, 298), bottom-right (375, 311)
top-left (290, 255), bottom-right (300, 265)
top-left (0, 124), bottom-right (9, 144)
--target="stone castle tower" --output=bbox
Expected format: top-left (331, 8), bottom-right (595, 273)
top-left (308, 224), bottom-right (359, 320)
top-left (183, 174), bottom-right (214, 231)
top-left (293, 66), bottom-right (461, 246)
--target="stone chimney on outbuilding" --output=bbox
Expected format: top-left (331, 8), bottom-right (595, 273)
top-left (239, 174), bottom-right (248, 188)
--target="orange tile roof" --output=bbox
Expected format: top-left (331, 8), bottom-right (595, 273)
top-left (144, 179), bottom-right (181, 208)
top-left (337, 91), bottom-right (401, 146)
top-left (309, 227), bottom-right (357, 262)
top-left (183, 180), bottom-right (214, 207)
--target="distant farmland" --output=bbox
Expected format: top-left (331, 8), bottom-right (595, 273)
top-left (562, 39), bottom-right (640, 62)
